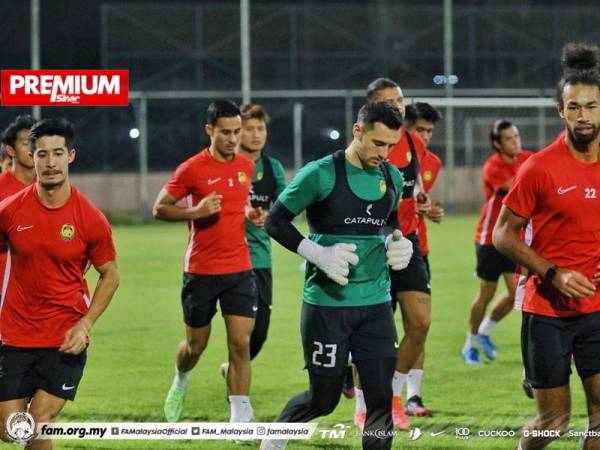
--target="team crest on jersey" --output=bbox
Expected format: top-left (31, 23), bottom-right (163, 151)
top-left (60, 224), bottom-right (75, 241)
top-left (238, 171), bottom-right (248, 184)
top-left (424, 170), bottom-right (432, 182)
top-left (256, 171), bottom-right (263, 181)
top-left (406, 151), bottom-right (412, 163)
top-left (380, 179), bottom-right (387, 193)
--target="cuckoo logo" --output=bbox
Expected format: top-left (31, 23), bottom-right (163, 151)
top-left (1, 70), bottom-right (129, 106)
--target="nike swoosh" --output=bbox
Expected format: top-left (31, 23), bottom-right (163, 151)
top-left (557, 186), bottom-right (577, 195)
top-left (394, 342), bottom-right (400, 349)
top-left (252, 306), bottom-right (258, 312)
top-left (431, 431), bottom-right (445, 437)
top-left (207, 178), bottom-right (221, 185)
top-left (16, 225), bottom-right (34, 232)
top-left (62, 384), bottom-right (75, 391)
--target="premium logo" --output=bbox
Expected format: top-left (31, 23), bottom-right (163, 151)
top-left (1, 70), bottom-right (129, 106)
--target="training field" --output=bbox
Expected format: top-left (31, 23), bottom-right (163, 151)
top-left (55, 216), bottom-right (587, 450)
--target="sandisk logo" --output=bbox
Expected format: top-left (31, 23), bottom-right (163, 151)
top-left (1, 70), bottom-right (129, 106)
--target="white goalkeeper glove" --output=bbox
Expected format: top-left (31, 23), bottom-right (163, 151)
top-left (385, 230), bottom-right (413, 270)
top-left (297, 239), bottom-right (359, 286)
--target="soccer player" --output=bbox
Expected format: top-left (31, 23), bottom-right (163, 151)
top-left (0, 115), bottom-right (37, 293)
top-left (156, 99), bottom-right (262, 424)
top-left (0, 118), bottom-right (119, 450)
top-left (354, 78), bottom-right (432, 429)
top-left (401, 102), bottom-right (444, 416)
top-left (219, 104), bottom-right (286, 379)
top-left (462, 120), bottom-right (532, 365)
top-left (260, 102), bottom-right (412, 450)
top-left (493, 42), bottom-right (600, 450)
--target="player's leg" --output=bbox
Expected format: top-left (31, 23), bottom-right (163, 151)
top-left (519, 312), bottom-right (572, 449)
top-left (249, 268), bottom-right (272, 360)
top-left (220, 270), bottom-right (258, 422)
top-left (27, 390), bottom-right (69, 450)
top-left (165, 272), bottom-right (217, 422)
top-left (352, 302), bottom-right (398, 449)
top-left (574, 311), bottom-right (600, 450)
top-left (0, 345), bottom-right (36, 443)
top-left (260, 303), bottom-right (350, 450)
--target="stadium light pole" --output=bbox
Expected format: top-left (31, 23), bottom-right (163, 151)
top-left (293, 103), bottom-right (303, 171)
top-left (138, 96), bottom-right (150, 221)
top-left (31, 0), bottom-right (41, 120)
top-left (443, 0), bottom-right (455, 210)
top-left (240, 0), bottom-right (251, 104)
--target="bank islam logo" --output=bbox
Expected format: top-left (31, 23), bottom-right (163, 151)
top-left (318, 424), bottom-right (350, 439)
top-left (1, 70), bottom-right (129, 106)
top-left (5, 412), bottom-right (36, 445)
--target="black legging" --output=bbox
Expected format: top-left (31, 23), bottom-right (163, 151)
top-left (249, 298), bottom-right (270, 359)
top-left (277, 357), bottom-right (396, 450)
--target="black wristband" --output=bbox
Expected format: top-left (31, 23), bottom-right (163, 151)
top-left (544, 265), bottom-right (559, 283)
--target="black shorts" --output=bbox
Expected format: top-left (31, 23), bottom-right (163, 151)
top-left (522, 311), bottom-right (600, 389)
top-left (181, 270), bottom-right (258, 328)
top-left (301, 302), bottom-right (398, 376)
top-left (0, 345), bottom-right (87, 401)
top-left (254, 268), bottom-right (273, 310)
top-left (476, 244), bottom-right (516, 282)
top-left (390, 232), bottom-right (430, 295)
top-left (423, 255), bottom-right (431, 281)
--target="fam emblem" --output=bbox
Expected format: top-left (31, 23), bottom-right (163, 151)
top-left (5, 411), bottom-right (35, 445)
top-left (379, 179), bottom-right (387, 194)
top-left (406, 151), bottom-right (412, 163)
top-left (424, 170), bottom-right (432, 182)
top-left (238, 171), bottom-right (248, 184)
top-left (256, 171), bottom-right (263, 181)
top-left (60, 223), bottom-right (76, 241)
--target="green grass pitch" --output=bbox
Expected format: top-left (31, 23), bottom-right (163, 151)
top-left (53, 216), bottom-right (588, 449)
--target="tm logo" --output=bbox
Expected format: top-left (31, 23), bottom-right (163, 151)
top-left (319, 424), bottom-right (350, 439)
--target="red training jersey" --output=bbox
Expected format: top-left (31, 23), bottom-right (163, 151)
top-left (388, 129), bottom-right (426, 236)
top-left (417, 149), bottom-right (442, 256)
top-left (0, 185), bottom-right (116, 347)
top-left (504, 134), bottom-right (600, 317)
top-left (475, 150), bottom-right (533, 246)
top-left (165, 148), bottom-right (255, 275)
top-left (0, 171), bottom-right (32, 283)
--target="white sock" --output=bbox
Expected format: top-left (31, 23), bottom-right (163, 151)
top-left (354, 388), bottom-right (366, 414)
top-left (392, 371), bottom-right (407, 398)
top-left (229, 395), bottom-right (253, 422)
top-left (463, 331), bottom-right (476, 350)
top-left (173, 367), bottom-right (190, 390)
top-left (406, 369), bottom-right (424, 399)
top-left (478, 318), bottom-right (497, 336)
top-left (517, 440), bottom-right (523, 450)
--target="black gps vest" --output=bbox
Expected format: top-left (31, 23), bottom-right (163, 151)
top-left (306, 150), bottom-right (396, 236)
top-left (249, 155), bottom-right (276, 210)
top-left (399, 130), bottom-right (419, 200)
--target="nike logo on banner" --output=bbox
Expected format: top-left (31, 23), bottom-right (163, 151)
top-left (557, 185), bottom-right (577, 195)
top-left (16, 225), bottom-right (34, 232)
top-left (208, 178), bottom-right (221, 185)
top-left (62, 384), bottom-right (75, 391)
top-left (431, 431), bottom-right (446, 437)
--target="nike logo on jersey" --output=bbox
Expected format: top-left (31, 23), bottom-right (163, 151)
top-left (394, 342), bottom-right (400, 349)
top-left (207, 178), bottom-right (221, 185)
top-left (62, 384), bottom-right (75, 391)
top-left (557, 185), bottom-right (577, 195)
top-left (252, 305), bottom-right (258, 312)
top-left (16, 225), bottom-right (34, 232)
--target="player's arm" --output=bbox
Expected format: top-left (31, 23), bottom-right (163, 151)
top-left (493, 206), bottom-right (595, 299)
top-left (59, 260), bottom-right (120, 355)
top-left (414, 174), bottom-right (432, 215)
top-left (153, 188), bottom-right (222, 222)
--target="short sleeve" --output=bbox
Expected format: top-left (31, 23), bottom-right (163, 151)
top-left (484, 159), bottom-right (510, 192)
top-left (277, 160), bottom-right (326, 215)
top-left (503, 158), bottom-right (541, 219)
top-left (0, 198), bottom-right (12, 252)
top-left (87, 211), bottom-right (117, 268)
top-left (164, 160), bottom-right (194, 201)
top-left (270, 158), bottom-right (287, 198)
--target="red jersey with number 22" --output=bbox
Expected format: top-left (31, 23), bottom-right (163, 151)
top-left (165, 148), bottom-right (254, 275)
top-left (0, 185), bottom-right (116, 347)
top-left (504, 134), bottom-right (600, 317)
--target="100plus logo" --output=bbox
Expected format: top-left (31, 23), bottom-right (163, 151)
top-left (1, 70), bottom-right (129, 106)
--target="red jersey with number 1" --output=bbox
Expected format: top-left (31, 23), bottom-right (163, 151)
top-left (504, 134), bottom-right (600, 317)
top-left (0, 185), bottom-right (116, 347)
top-left (417, 150), bottom-right (442, 256)
top-left (0, 171), bottom-right (32, 281)
top-left (165, 148), bottom-right (255, 275)
top-left (475, 150), bottom-right (533, 245)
